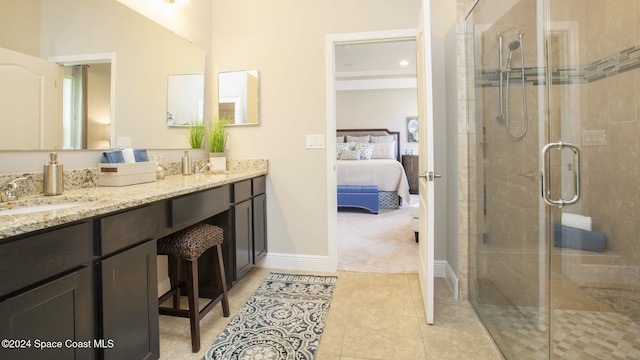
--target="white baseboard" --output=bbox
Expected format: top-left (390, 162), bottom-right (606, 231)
top-left (257, 252), bottom-right (334, 272)
top-left (157, 276), bottom-right (171, 298)
top-left (434, 260), bottom-right (446, 278)
top-left (445, 261), bottom-right (459, 299)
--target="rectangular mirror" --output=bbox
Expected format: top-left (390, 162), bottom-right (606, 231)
top-left (218, 70), bottom-right (259, 126)
top-left (167, 73), bottom-right (204, 127)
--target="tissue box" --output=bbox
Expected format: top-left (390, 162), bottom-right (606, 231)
top-left (98, 162), bottom-right (156, 187)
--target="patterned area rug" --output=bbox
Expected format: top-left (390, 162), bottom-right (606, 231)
top-left (204, 273), bottom-right (337, 360)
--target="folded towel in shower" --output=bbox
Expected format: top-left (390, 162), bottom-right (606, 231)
top-left (553, 224), bottom-right (605, 252)
top-left (101, 149), bottom-right (125, 163)
top-left (133, 149), bottom-right (149, 162)
top-left (561, 213), bottom-right (592, 231)
top-left (122, 148), bottom-right (136, 163)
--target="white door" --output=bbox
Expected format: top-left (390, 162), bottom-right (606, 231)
top-left (0, 47), bottom-right (59, 149)
top-left (416, 0), bottom-right (435, 324)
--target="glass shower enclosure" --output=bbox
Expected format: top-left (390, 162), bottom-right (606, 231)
top-left (465, 0), bottom-right (640, 358)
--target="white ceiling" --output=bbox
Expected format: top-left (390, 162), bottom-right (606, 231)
top-left (335, 40), bottom-right (417, 76)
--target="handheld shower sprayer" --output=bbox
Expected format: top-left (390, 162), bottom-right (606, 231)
top-left (496, 31), bottom-right (528, 139)
top-left (506, 40), bottom-right (520, 70)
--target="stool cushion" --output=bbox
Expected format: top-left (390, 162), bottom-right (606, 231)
top-left (158, 223), bottom-right (223, 260)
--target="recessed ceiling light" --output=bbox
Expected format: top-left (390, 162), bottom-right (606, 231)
top-left (399, 60), bottom-right (409, 66)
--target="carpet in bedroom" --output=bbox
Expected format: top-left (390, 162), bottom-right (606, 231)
top-left (337, 196), bottom-right (418, 273)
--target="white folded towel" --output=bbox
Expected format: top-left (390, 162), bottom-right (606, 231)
top-left (561, 213), bottom-right (592, 231)
top-left (122, 148), bottom-right (136, 163)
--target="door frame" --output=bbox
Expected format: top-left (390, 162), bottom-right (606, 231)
top-left (325, 29), bottom-right (418, 271)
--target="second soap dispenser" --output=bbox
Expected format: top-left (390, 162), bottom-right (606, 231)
top-left (182, 150), bottom-right (192, 175)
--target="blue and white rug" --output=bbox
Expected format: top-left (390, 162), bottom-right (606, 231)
top-left (204, 273), bottom-right (337, 360)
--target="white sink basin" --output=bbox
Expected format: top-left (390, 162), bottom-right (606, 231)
top-left (0, 202), bottom-right (89, 216)
top-left (0, 195), bottom-right (98, 216)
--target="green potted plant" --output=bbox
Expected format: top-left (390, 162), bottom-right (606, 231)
top-left (207, 117), bottom-right (229, 170)
top-left (187, 121), bottom-right (205, 149)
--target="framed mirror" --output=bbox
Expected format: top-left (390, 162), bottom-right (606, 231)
top-left (218, 70), bottom-right (259, 126)
top-left (166, 73), bottom-right (205, 127)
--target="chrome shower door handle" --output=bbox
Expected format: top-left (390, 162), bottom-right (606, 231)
top-left (541, 141), bottom-right (580, 208)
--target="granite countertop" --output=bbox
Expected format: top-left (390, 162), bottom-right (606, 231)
top-left (0, 168), bottom-right (267, 240)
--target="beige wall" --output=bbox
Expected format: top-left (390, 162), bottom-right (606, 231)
top-left (336, 88), bottom-right (419, 155)
top-left (211, 0), bottom-right (422, 260)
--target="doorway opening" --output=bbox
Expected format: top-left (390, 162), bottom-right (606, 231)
top-left (325, 30), bottom-right (419, 273)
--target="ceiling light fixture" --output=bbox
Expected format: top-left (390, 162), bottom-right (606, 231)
top-left (399, 60), bottom-right (409, 66)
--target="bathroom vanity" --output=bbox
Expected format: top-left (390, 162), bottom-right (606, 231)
top-left (0, 168), bottom-right (267, 360)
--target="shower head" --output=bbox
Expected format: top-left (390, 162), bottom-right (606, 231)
top-left (506, 40), bottom-right (520, 69)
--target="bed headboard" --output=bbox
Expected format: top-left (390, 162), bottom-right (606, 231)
top-left (336, 128), bottom-right (401, 162)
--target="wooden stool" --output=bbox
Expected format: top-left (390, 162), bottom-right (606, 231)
top-left (157, 223), bottom-right (230, 352)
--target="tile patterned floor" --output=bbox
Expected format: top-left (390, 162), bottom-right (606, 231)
top-left (158, 268), bottom-right (502, 359)
top-left (476, 304), bottom-right (640, 359)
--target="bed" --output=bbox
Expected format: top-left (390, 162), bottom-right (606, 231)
top-left (336, 129), bottom-right (412, 209)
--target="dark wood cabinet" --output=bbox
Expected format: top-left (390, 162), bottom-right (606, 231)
top-left (0, 266), bottom-right (95, 360)
top-left (253, 193), bottom-right (267, 264)
top-left (233, 199), bottom-right (253, 282)
top-left (98, 240), bottom-right (158, 360)
top-left (230, 176), bottom-right (268, 284)
top-left (0, 221), bottom-right (95, 360)
top-left (402, 155), bottom-right (419, 194)
top-left (0, 174), bottom-right (266, 360)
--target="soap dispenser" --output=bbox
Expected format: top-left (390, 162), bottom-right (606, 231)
top-left (182, 150), bottom-right (192, 175)
top-left (43, 152), bottom-right (64, 195)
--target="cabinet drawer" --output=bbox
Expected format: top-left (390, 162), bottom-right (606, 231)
top-left (232, 180), bottom-right (252, 203)
top-left (252, 176), bottom-right (266, 195)
top-left (170, 186), bottom-right (229, 228)
top-left (100, 205), bottom-right (156, 255)
top-left (0, 222), bottom-right (92, 297)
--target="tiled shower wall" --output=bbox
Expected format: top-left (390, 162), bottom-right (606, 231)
top-left (555, 0), bottom-right (640, 276)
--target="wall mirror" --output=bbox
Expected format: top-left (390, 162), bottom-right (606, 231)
top-left (218, 70), bottom-right (259, 126)
top-left (0, 0), bottom-right (205, 150)
top-left (166, 73), bottom-right (205, 127)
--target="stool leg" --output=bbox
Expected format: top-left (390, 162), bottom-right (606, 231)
top-left (213, 244), bottom-right (230, 317)
top-left (172, 256), bottom-right (181, 309)
top-left (186, 259), bottom-right (201, 353)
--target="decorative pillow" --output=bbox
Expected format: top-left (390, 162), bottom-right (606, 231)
top-left (336, 143), bottom-right (350, 159)
top-left (371, 142), bottom-right (396, 159)
top-left (351, 142), bottom-right (373, 160)
top-left (370, 135), bottom-right (395, 143)
top-left (346, 135), bottom-right (370, 143)
top-left (338, 149), bottom-right (361, 160)
top-left (336, 135), bottom-right (345, 143)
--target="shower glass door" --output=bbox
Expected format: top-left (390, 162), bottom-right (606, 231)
top-left (466, 0), bottom-right (549, 357)
top-left (547, 1), bottom-right (640, 359)
top-left (466, 0), bottom-right (640, 359)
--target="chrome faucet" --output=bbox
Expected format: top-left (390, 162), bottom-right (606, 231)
top-left (194, 163), bottom-right (212, 174)
top-left (0, 177), bottom-right (27, 202)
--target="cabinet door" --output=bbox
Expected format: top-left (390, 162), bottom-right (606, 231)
top-left (99, 241), bottom-right (158, 360)
top-left (233, 199), bottom-right (253, 281)
top-left (0, 266), bottom-right (95, 360)
top-left (253, 193), bottom-right (267, 264)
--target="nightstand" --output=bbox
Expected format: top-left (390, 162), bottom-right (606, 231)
top-left (401, 155), bottom-right (419, 194)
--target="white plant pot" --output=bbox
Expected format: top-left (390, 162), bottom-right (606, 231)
top-left (209, 152), bottom-right (227, 171)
